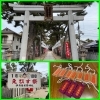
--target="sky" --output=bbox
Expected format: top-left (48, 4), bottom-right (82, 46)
top-left (2, 19), bottom-right (22, 33)
top-left (74, 2), bottom-right (98, 40)
top-left (2, 62), bottom-right (49, 77)
top-left (2, 2), bottom-right (98, 40)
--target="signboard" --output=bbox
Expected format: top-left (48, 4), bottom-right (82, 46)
top-left (8, 72), bottom-right (41, 88)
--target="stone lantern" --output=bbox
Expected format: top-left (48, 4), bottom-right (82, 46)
top-left (6, 49), bottom-right (13, 61)
top-left (80, 48), bottom-right (88, 61)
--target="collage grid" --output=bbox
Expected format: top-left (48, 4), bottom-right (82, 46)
top-left (0, 0), bottom-right (100, 100)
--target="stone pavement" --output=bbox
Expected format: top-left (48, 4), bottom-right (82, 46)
top-left (43, 51), bottom-right (55, 60)
top-left (35, 51), bottom-right (61, 60)
top-left (34, 52), bottom-right (47, 60)
top-left (29, 88), bottom-right (48, 98)
top-left (17, 87), bottom-right (48, 99)
top-left (52, 52), bottom-right (61, 60)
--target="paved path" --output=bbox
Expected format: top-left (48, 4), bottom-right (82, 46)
top-left (18, 88), bottom-right (48, 99)
top-left (29, 88), bottom-right (48, 98)
top-left (43, 51), bottom-right (55, 60)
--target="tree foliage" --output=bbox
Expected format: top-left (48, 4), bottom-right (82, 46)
top-left (5, 63), bottom-right (17, 72)
top-left (19, 62), bottom-right (37, 72)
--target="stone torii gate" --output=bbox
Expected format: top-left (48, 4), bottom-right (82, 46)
top-left (9, 3), bottom-right (86, 60)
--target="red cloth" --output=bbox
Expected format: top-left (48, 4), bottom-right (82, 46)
top-left (26, 88), bottom-right (33, 93)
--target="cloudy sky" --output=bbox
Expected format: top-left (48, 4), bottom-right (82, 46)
top-left (2, 62), bottom-right (49, 77)
top-left (2, 2), bottom-right (98, 40)
top-left (74, 2), bottom-right (98, 40)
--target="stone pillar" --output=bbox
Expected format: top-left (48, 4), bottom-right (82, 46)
top-left (20, 10), bottom-right (29, 60)
top-left (80, 49), bottom-right (87, 61)
top-left (82, 56), bottom-right (85, 61)
top-left (68, 10), bottom-right (79, 60)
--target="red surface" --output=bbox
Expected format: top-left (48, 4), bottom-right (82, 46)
top-left (84, 73), bottom-right (90, 82)
top-left (77, 72), bottom-right (83, 80)
top-left (26, 88), bottom-right (33, 93)
top-left (58, 69), bottom-right (67, 77)
top-left (65, 42), bottom-right (71, 58)
top-left (69, 71), bottom-right (77, 80)
top-left (91, 74), bottom-right (97, 85)
top-left (59, 80), bottom-right (71, 94)
top-left (64, 70), bottom-right (73, 78)
top-left (52, 68), bottom-right (62, 77)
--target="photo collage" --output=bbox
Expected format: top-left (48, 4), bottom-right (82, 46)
top-left (0, 0), bottom-right (99, 100)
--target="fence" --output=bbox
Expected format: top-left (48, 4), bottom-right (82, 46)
top-left (2, 87), bottom-right (26, 98)
top-left (79, 52), bottom-right (98, 60)
top-left (53, 50), bottom-right (98, 60)
top-left (86, 52), bottom-right (98, 60)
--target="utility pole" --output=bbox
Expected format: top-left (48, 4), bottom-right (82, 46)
top-left (77, 22), bottom-right (80, 52)
top-left (39, 35), bottom-right (41, 59)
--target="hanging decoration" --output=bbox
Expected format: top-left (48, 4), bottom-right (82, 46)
top-left (65, 42), bottom-right (71, 58)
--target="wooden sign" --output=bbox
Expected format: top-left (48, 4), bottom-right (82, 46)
top-left (44, 4), bottom-right (53, 21)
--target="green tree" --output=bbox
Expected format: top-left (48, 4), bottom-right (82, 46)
top-left (5, 63), bottom-right (17, 72)
top-left (85, 38), bottom-right (94, 42)
top-left (11, 63), bottom-right (17, 71)
top-left (19, 62), bottom-right (36, 72)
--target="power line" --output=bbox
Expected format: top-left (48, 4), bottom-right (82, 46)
top-left (81, 28), bottom-right (98, 31)
top-left (75, 30), bottom-right (97, 32)
top-left (84, 19), bottom-right (98, 21)
top-left (82, 35), bottom-right (98, 37)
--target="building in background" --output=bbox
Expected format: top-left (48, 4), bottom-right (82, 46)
top-left (2, 27), bottom-right (22, 60)
top-left (2, 27), bottom-right (22, 52)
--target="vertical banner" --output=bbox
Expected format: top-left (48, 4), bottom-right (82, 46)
top-left (44, 48), bottom-right (47, 53)
top-left (65, 42), bottom-right (71, 58)
top-left (35, 46), bottom-right (38, 56)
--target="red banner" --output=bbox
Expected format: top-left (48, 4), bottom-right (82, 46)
top-left (65, 42), bottom-right (71, 58)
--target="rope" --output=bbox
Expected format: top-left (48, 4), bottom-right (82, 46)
top-left (85, 64), bottom-right (95, 74)
top-left (53, 64), bottom-right (62, 68)
top-left (74, 63), bottom-right (83, 72)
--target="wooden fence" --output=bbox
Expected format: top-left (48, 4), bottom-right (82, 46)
top-left (2, 87), bottom-right (26, 98)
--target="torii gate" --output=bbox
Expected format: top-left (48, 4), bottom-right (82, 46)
top-left (9, 4), bottom-right (86, 60)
